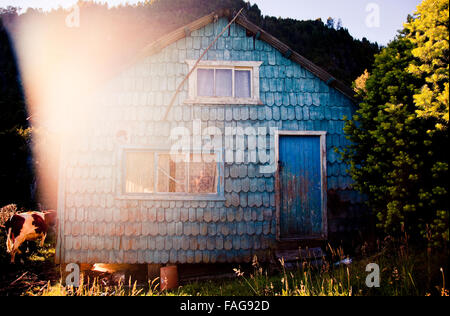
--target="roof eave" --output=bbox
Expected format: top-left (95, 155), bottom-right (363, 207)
top-left (131, 9), bottom-right (357, 102)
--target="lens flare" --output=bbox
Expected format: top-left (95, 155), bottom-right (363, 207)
top-left (6, 4), bottom-right (159, 207)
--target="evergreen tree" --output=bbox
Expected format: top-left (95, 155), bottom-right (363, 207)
top-left (326, 17), bottom-right (335, 29)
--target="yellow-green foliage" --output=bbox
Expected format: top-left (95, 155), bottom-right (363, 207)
top-left (405, 0), bottom-right (449, 130)
top-left (343, 28), bottom-right (448, 245)
top-left (353, 69), bottom-right (370, 97)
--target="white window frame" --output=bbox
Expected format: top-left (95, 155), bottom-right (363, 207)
top-left (116, 146), bottom-right (225, 201)
top-left (185, 60), bottom-right (263, 105)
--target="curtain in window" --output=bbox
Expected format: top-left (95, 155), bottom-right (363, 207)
top-left (125, 152), bottom-right (154, 193)
top-left (157, 154), bottom-right (186, 193)
top-left (197, 69), bottom-right (214, 97)
top-left (235, 70), bottom-right (251, 98)
top-left (215, 69), bottom-right (233, 97)
top-left (189, 154), bottom-right (218, 194)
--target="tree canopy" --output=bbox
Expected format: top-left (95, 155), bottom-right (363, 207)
top-left (2, 0), bottom-right (379, 85)
top-left (344, 10), bottom-right (448, 246)
top-left (405, 0), bottom-right (449, 130)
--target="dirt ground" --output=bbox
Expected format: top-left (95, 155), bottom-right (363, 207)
top-left (0, 246), bottom-right (147, 295)
top-left (0, 244), bottom-right (59, 296)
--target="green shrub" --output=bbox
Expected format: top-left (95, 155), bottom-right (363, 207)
top-left (343, 32), bottom-right (448, 246)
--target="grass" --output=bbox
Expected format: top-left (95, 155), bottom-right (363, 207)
top-left (34, 238), bottom-right (448, 297)
top-left (178, 237), bottom-right (448, 297)
top-left (0, 243), bottom-right (59, 296)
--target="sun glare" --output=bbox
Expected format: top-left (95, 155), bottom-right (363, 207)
top-left (6, 5), bottom-right (151, 206)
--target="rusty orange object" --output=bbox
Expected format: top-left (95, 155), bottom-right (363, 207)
top-left (160, 265), bottom-right (179, 291)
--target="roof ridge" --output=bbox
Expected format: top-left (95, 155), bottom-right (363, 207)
top-left (130, 9), bottom-right (356, 101)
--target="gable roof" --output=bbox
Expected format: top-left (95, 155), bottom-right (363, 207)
top-left (131, 9), bottom-right (356, 101)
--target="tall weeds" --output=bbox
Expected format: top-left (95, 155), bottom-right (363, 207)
top-left (35, 237), bottom-right (447, 296)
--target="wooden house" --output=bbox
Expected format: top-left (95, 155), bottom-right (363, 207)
top-left (55, 10), bottom-right (366, 268)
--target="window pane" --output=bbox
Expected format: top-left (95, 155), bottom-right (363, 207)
top-left (157, 154), bottom-right (186, 193)
top-left (125, 152), bottom-right (154, 193)
top-left (189, 154), bottom-right (218, 194)
top-left (235, 70), bottom-right (251, 98)
top-left (197, 69), bottom-right (214, 97)
top-left (215, 69), bottom-right (232, 97)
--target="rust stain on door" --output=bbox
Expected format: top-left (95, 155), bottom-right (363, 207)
top-left (279, 136), bottom-right (323, 239)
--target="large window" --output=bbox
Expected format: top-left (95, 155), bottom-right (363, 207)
top-left (186, 60), bottom-right (262, 105)
top-left (123, 151), bottom-right (221, 198)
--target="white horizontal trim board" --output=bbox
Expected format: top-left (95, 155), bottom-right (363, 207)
top-left (276, 131), bottom-right (327, 136)
top-left (186, 60), bottom-right (263, 68)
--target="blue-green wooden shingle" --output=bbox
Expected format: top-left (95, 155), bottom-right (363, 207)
top-left (63, 17), bottom-right (362, 265)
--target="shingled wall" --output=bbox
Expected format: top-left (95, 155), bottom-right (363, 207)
top-left (58, 18), bottom-right (366, 264)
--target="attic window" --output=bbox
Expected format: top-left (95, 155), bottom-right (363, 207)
top-left (122, 150), bottom-right (224, 200)
top-left (186, 60), bottom-right (262, 105)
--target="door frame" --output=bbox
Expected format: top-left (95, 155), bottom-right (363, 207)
top-left (274, 131), bottom-right (328, 241)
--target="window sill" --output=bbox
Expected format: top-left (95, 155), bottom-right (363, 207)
top-left (116, 194), bottom-right (226, 202)
top-left (184, 98), bottom-right (263, 105)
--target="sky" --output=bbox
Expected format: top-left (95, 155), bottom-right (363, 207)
top-left (250, 0), bottom-right (422, 45)
top-left (0, 0), bottom-right (422, 45)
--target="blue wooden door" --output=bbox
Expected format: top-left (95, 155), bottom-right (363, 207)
top-left (279, 135), bottom-right (323, 239)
